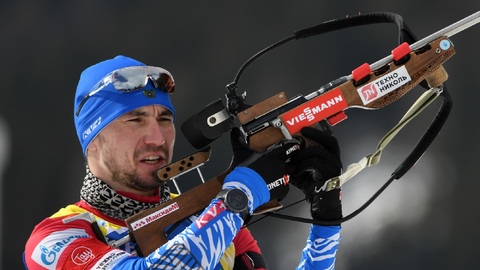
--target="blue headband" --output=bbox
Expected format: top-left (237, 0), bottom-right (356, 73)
top-left (74, 55), bottom-right (176, 156)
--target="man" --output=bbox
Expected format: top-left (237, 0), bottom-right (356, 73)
top-left (24, 55), bottom-right (343, 269)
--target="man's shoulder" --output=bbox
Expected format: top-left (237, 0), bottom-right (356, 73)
top-left (27, 202), bottom-right (90, 239)
top-left (50, 202), bottom-right (87, 219)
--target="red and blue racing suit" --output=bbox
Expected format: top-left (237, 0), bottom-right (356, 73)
top-left (24, 167), bottom-right (340, 269)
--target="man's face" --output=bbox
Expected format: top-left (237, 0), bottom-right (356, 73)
top-left (87, 104), bottom-right (175, 194)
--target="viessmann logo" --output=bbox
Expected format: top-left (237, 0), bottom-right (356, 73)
top-left (357, 65), bottom-right (412, 105)
top-left (280, 88), bottom-right (348, 134)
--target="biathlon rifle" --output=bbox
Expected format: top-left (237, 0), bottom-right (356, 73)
top-left (121, 11), bottom-right (480, 256)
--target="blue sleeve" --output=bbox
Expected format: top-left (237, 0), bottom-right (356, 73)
top-left (111, 167), bottom-right (267, 270)
top-left (296, 225), bottom-right (341, 270)
top-left (113, 199), bottom-right (243, 269)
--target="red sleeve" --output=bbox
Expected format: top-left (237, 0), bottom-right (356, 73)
top-left (233, 227), bottom-right (267, 270)
top-left (233, 227), bottom-right (261, 255)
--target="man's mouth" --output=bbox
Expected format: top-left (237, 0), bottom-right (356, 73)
top-left (141, 156), bottom-right (162, 164)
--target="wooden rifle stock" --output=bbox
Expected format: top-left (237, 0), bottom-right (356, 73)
top-left (125, 36), bottom-right (455, 256)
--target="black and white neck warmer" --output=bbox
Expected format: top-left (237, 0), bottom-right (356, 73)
top-left (80, 167), bottom-right (171, 221)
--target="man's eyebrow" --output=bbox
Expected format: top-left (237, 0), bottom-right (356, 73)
top-left (160, 110), bottom-right (174, 116)
top-left (125, 110), bottom-right (147, 117)
top-left (125, 108), bottom-right (173, 117)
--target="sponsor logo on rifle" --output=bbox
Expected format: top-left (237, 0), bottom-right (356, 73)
top-left (130, 202), bottom-right (180, 231)
top-left (280, 88), bottom-right (348, 134)
top-left (359, 83), bottom-right (378, 103)
top-left (357, 65), bottom-right (412, 105)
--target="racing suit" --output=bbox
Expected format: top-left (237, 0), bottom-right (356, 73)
top-left (24, 167), bottom-right (340, 269)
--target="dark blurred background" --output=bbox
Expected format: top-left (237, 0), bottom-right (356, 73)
top-left (2, 1), bottom-right (480, 269)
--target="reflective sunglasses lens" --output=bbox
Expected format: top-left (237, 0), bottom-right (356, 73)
top-left (154, 72), bottom-right (175, 93)
top-left (111, 68), bottom-right (149, 91)
top-left (112, 67), bottom-right (175, 93)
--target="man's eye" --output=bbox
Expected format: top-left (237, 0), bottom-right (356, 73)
top-left (127, 118), bottom-right (141, 122)
top-left (158, 117), bottom-right (173, 123)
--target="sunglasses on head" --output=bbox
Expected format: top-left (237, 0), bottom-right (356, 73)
top-left (75, 66), bottom-right (175, 116)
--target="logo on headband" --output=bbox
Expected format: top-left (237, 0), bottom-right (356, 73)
top-left (82, 117), bottom-right (102, 140)
top-left (143, 89), bottom-right (156, 98)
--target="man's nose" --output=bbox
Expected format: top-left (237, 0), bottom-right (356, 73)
top-left (144, 120), bottom-right (166, 146)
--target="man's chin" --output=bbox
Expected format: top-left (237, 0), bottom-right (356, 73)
top-left (127, 176), bottom-right (163, 194)
top-left (139, 180), bottom-right (163, 191)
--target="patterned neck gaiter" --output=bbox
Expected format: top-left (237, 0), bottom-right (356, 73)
top-left (80, 166), bottom-right (171, 221)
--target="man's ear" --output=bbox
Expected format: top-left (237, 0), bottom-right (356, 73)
top-left (86, 140), bottom-right (98, 155)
